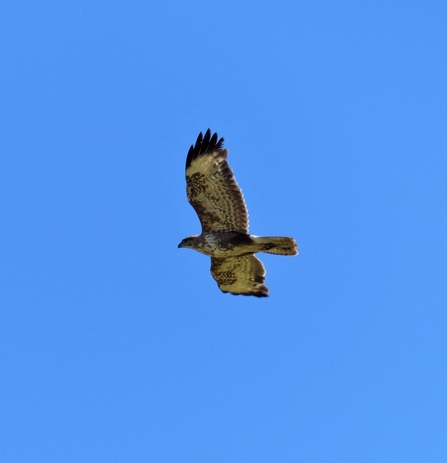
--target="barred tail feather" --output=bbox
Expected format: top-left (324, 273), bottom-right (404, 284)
top-left (252, 236), bottom-right (298, 255)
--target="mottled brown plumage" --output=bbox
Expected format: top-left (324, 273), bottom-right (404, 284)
top-left (211, 255), bottom-right (268, 297)
top-left (185, 130), bottom-right (248, 234)
top-left (179, 129), bottom-right (298, 297)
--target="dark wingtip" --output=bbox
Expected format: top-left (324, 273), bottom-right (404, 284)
top-left (227, 290), bottom-right (269, 298)
top-left (253, 292), bottom-right (269, 298)
top-left (185, 129), bottom-right (225, 170)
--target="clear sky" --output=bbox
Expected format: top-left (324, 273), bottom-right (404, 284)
top-left (1, 1), bottom-right (447, 461)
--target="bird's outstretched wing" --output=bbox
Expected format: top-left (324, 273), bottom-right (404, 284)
top-left (211, 255), bottom-right (268, 297)
top-left (185, 129), bottom-right (248, 233)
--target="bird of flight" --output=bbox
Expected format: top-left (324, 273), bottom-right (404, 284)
top-left (178, 129), bottom-right (298, 297)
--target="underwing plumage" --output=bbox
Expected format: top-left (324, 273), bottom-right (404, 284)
top-left (178, 129), bottom-right (298, 297)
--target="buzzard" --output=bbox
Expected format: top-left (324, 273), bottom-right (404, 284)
top-left (178, 129), bottom-right (298, 297)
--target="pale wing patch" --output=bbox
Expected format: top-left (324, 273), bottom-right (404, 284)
top-left (210, 255), bottom-right (268, 297)
top-left (186, 147), bottom-right (249, 234)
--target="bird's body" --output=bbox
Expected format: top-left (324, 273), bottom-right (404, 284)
top-left (179, 232), bottom-right (254, 257)
top-left (178, 129), bottom-right (298, 297)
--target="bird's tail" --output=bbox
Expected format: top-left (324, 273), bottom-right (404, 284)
top-left (251, 236), bottom-right (298, 256)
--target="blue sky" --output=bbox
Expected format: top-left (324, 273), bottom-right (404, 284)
top-left (1, 1), bottom-right (447, 461)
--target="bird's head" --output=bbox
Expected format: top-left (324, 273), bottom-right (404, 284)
top-left (178, 236), bottom-right (198, 249)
